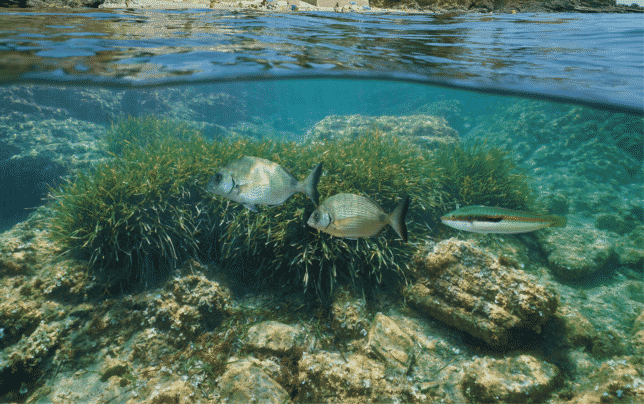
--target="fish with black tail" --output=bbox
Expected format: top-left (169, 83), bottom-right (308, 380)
top-left (207, 156), bottom-right (323, 211)
top-left (307, 193), bottom-right (409, 241)
top-left (441, 205), bottom-right (567, 234)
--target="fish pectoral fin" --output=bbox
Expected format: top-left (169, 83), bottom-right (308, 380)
top-left (330, 217), bottom-right (353, 230)
top-left (243, 204), bottom-right (258, 212)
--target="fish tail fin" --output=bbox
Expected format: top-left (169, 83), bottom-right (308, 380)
top-left (390, 194), bottom-right (410, 242)
top-left (549, 214), bottom-right (567, 228)
top-left (302, 162), bottom-right (323, 206)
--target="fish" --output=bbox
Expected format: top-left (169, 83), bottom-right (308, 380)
top-left (307, 193), bottom-right (409, 241)
top-left (440, 205), bottom-right (567, 234)
top-left (207, 156), bottom-right (323, 211)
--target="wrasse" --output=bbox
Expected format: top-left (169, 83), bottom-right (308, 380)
top-left (441, 205), bottom-right (567, 234)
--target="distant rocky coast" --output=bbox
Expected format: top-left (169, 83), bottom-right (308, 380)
top-left (0, 0), bottom-right (642, 13)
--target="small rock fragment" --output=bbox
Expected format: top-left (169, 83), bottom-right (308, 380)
top-left (364, 313), bottom-right (413, 372)
top-left (100, 358), bottom-right (129, 381)
top-left (633, 309), bottom-right (644, 355)
top-left (330, 289), bottom-right (370, 339)
top-left (140, 380), bottom-right (195, 404)
top-left (246, 321), bottom-right (306, 356)
top-left (219, 360), bottom-right (290, 404)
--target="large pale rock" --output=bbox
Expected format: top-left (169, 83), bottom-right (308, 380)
top-left (405, 239), bottom-right (558, 347)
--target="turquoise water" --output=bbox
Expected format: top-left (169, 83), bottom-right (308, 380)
top-left (0, 8), bottom-right (643, 403)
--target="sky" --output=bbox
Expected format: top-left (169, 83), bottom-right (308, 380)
top-left (616, 0), bottom-right (644, 5)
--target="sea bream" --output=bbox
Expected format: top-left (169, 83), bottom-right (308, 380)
top-left (307, 193), bottom-right (409, 241)
top-left (441, 205), bottom-right (567, 234)
top-left (207, 156), bottom-right (323, 211)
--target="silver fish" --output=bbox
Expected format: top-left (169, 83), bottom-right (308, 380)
top-left (208, 156), bottom-right (322, 211)
top-left (441, 205), bottom-right (567, 234)
top-left (307, 193), bottom-right (409, 241)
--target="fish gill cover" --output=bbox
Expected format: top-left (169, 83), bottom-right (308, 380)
top-left (47, 116), bottom-right (533, 301)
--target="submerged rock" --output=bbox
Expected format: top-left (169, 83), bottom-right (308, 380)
top-left (330, 289), bottom-right (370, 339)
top-left (559, 357), bottom-right (644, 403)
top-left (218, 359), bottom-right (290, 404)
top-left (405, 238), bottom-right (558, 347)
top-left (100, 358), bottom-right (129, 382)
top-left (246, 320), bottom-right (307, 356)
top-left (633, 310), bottom-right (644, 356)
top-left (540, 221), bottom-right (614, 280)
top-left (142, 274), bottom-right (231, 340)
top-left (307, 114), bottom-right (459, 148)
top-left (364, 313), bottom-right (414, 372)
top-left (298, 351), bottom-right (387, 401)
top-left (461, 354), bottom-right (560, 403)
top-left (551, 306), bottom-right (598, 350)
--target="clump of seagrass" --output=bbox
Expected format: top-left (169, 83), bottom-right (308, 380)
top-left (432, 140), bottom-right (534, 211)
top-left (104, 115), bottom-right (198, 155)
top-left (48, 116), bottom-right (219, 285)
top-left (210, 130), bottom-right (446, 301)
top-left (48, 118), bottom-right (537, 301)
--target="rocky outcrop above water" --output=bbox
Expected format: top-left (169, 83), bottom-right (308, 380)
top-left (379, 0), bottom-right (643, 13)
top-left (1, 0), bottom-right (641, 12)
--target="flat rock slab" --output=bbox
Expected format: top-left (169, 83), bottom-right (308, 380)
top-left (461, 354), bottom-right (560, 403)
top-left (405, 238), bottom-right (558, 347)
top-left (364, 313), bottom-right (413, 371)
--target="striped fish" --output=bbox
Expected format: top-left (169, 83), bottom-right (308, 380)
top-left (441, 205), bottom-right (567, 234)
top-left (307, 193), bottom-right (409, 241)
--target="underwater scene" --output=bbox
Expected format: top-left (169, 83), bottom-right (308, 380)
top-left (1, 9), bottom-right (643, 404)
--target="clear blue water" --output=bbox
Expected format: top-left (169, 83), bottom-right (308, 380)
top-left (0, 10), bottom-right (642, 114)
top-left (1, 8), bottom-right (644, 403)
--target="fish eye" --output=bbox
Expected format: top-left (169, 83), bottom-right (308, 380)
top-left (214, 173), bottom-right (223, 183)
top-left (313, 212), bottom-right (320, 222)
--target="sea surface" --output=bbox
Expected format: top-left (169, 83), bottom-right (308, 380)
top-left (0, 10), bottom-right (642, 113)
top-left (0, 8), bottom-right (643, 404)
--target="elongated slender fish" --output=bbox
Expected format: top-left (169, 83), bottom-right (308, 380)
top-left (441, 205), bottom-right (567, 234)
top-left (207, 156), bottom-right (323, 211)
top-left (307, 193), bottom-right (409, 241)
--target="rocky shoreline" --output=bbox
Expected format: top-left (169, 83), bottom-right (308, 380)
top-left (0, 0), bottom-right (642, 13)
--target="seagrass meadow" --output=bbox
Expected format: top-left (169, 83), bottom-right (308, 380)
top-left (47, 116), bottom-right (535, 301)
